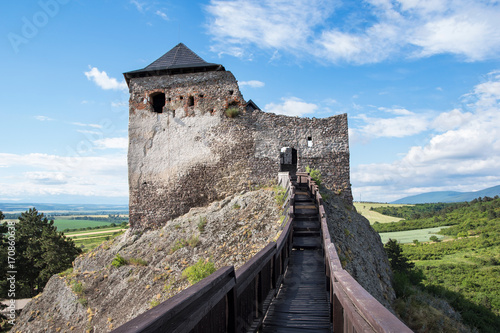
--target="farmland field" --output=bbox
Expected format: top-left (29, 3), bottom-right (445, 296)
top-left (379, 226), bottom-right (450, 244)
top-left (65, 227), bottom-right (126, 251)
top-left (353, 202), bottom-right (409, 224)
top-left (53, 219), bottom-right (115, 231)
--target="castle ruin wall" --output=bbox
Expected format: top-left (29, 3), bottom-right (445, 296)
top-left (128, 70), bottom-right (352, 229)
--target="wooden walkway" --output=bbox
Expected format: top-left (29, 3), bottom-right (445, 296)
top-left (261, 186), bottom-right (331, 332)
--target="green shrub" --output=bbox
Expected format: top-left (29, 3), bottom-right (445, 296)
top-left (305, 166), bottom-right (322, 186)
top-left (72, 281), bottom-right (84, 294)
top-left (59, 267), bottom-right (74, 277)
top-left (111, 253), bottom-right (127, 267)
top-left (182, 258), bottom-right (216, 284)
top-left (187, 235), bottom-right (200, 247)
top-left (225, 107), bottom-right (240, 118)
top-left (273, 185), bottom-right (287, 206)
top-left (77, 297), bottom-right (88, 307)
top-left (128, 257), bottom-right (148, 266)
top-left (170, 239), bottom-right (188, 254)
top-left (149, 298), bottom-right (161, 308)
top-left (430, 235), bottom-right (440, 242)
top-left (198, 216), bottom-right (207, 232)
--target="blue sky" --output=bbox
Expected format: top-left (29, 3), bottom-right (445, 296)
top-left (1, 0), bottom-right (500, 204)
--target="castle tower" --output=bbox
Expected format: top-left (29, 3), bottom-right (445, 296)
top-left (125, 43), bottom-right (352, 229)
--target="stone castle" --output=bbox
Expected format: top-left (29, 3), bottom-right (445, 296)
top-left (124, 43), bottom-right (352, 229)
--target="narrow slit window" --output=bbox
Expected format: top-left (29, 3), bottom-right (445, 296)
top-left (151, 93), bottom-right (165, 113)
top-left (307, 136), bottom-right (313, 147)
top-left (188, 96), bottom-right (194, 107)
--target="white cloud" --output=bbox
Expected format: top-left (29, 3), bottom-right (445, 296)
top-left (155, 10), bottom-right (168, 20)
top-left (352, 70), bottom-right (500, 201)
top-left (355, 111), bottom-right (429, 138)
top-left (72, 122), bottom-right (103, 129)
top-left (379, 107), bottom-right (413, 116)
top-left (34, 115), bottom-right (54, 122)
top-left (239, 80), bottom-right (265, 88)
top-left (84, 66), bottom-right (128, 91)
top-left (111, 101), bottom-right (128, 108)
top-left (94, 137), bottom-right (128, 150)
top-left (432, 109), bottom-right (473, 132)
top-left (130, 0), bottom-right (146, 12)
top-left (265, 97), bottom-right (318, 117)
top-left (206, 0), bottom-right (333, 58)
top-left (206, 0), bottom-right (500, 64)
top-left (0, 152), bottom-right (127, 200)
top-left (25, 172), bottom-right (68, 185)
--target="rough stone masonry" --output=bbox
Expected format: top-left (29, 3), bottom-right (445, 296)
top-left (125, 43), bottom-right (352, 229)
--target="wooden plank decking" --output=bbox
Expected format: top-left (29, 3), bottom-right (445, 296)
top-left (261, 186), bottom-right (331, 332)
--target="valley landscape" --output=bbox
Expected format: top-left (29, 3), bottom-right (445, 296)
top-left (357, 192), bottom-right (500, 332)
top-left (3, 1), bottom-right (500, 331)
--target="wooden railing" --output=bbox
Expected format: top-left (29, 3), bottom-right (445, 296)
top-left (113, 173), bottom-right (411, 333)
top-left (295, 172), bottom-right (412, 333)
top-left (112, 183), bottom-right (295, 333)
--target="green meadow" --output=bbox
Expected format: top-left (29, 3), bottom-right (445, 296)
top-left (379, 226), bottom-right (449, 244)
top-left (53, 219), bottom-right (115, 231)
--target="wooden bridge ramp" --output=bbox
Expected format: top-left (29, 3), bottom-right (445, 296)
top-left (261, 185), bottom-right (332, 332)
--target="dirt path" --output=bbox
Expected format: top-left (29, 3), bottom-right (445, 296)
top-left (66, 229), bottom-right (125, 237)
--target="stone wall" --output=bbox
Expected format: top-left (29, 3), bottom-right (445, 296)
top-left (128, 70), bottom-right (352, 229)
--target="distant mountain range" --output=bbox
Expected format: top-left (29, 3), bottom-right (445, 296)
top-left (0, 202), bottom-right (128, 213)
top-left (391, 185), bottom-right (500, 204)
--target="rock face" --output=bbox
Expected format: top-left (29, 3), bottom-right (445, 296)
top-left (11, 188), bottom-right (397, 332)
top-left (322, 188), bottom-right (396, 310)
top-left (127, 62), bottom-right (351, 229)
top-left (11, 189), bottom-right (283, 333)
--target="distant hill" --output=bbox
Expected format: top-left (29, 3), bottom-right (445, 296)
top-left (0, 202), bottom-right (128, 213)
top-left (391, 185), bottom-right (500, 204)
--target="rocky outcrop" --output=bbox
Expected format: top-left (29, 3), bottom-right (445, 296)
top-left (322, 188), bottom-right (396, 310)
top-left (11, 189), bottom-right (283, 333)
top-left (11, 187), bottom-right (397, 332)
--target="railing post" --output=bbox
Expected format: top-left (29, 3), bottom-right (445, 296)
top-left (226, 285), bottom-right (237, 332)
top-left (333, 292), bottom-right (344, 333)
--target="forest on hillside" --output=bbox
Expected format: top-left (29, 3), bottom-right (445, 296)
top-left (376, 197), bottom-right (500, 332)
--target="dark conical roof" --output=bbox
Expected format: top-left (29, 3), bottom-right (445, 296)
top-left (144, 43), bottom-right (210, 70)
top-left (124, 43), bottom-right (224, 84)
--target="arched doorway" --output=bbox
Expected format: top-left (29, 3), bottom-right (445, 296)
top-left (280, 147), bottom-right (297, 176)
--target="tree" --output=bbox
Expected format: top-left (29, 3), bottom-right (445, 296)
top-left (384, 239), bottom-right (423, 298)
top-left (0, 208), bottom-right (82, 298)
top-left (384, 239), bottom-right (415, 273)
top-left (305, 166), bottom-right (322, 186)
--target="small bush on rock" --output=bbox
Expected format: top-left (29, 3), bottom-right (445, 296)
top-left (182, 258), bottom-right (216, 284)
top-left (306, 166), bottom-right (322, 186)
top-left (111, 253), bottom-right (127, 267)
top-left (225, 107), bottom-right (240, 118)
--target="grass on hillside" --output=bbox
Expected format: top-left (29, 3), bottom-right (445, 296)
top-left (353, 202), bottom-right (408, 224)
